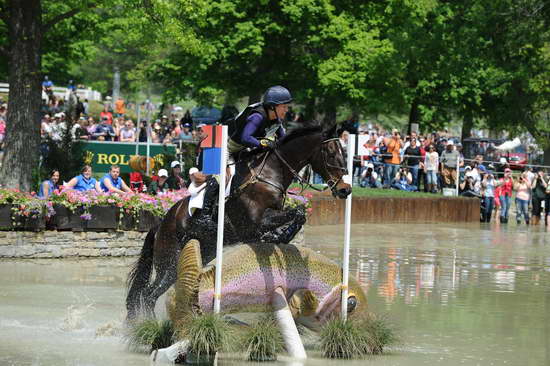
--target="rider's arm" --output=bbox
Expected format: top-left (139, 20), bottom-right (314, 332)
top-left (240, 113), bottom-right (263, 147)
top-left (276, 124), bottom-right (286, 139)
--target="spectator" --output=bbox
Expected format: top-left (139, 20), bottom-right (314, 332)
top-left (37, 169), bottom-right (60, 199)
top-left (424, 144), bottom-right (439, 193)
top-left (514, 173), bottom-right (530, 225)
top-left (360, 163), bottom-right (381, 188)
top-left (119, 120), bottom-right (136, 142)
top-left (440, 140), bottom-right (459, 188)
top-left (87, 117), bottom-right (98, 138)
top-left (93, 117), bottom-right (116, 141)
top-left (100, 105), bottom-right (113, 125)
top-left (72, 116), bottom-right (89, 140)
top-left (114, 97), bottom-right (125, 117)
top-left (99, 165), bottom-right (132, 194)
top-left (392, 167), bottom-right (417, 191)
top-left (530, 168), bottom-right (547, 226)
top-left (129, 172), bottom-right (145, 193)
top-left (65, 165), bottom-right (101, 192)
top-left (404, 138), bottom-right (421, 189)
top-left (148, 169), bottom-right (170, 195)
top-left (459, 169), bottom-right (480, 197)
top-left (0, 117), bottom-right (5, 146)
top-left (151, 120), bottom-right (163, 143)
top-left (83, 98), bottom-right (90, 116)
top-left (481, 172), bottom-right (497, 222)
top-left (138, 120), bottom-right (148, 142)
top-left (497, 168), bottom-right (514, 224)
top-left (383, 129), bottom-right (403, 188)
top-left (166, 160), bottom-right (186, 190)
top-left (179, 123), bottom-right (193, 141)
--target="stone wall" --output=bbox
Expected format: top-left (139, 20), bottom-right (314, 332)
top-left (0, 231), bottom-right (147, 258)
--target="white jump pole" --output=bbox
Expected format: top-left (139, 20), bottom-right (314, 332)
top-left (341, 134), bottom-right (355, 321)
top-left (213, 125), bottom-right (228, 314)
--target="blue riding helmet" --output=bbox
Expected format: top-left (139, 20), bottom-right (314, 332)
top-left (262, 86), bottom-right (292, 107)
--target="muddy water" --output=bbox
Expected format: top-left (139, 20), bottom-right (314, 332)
top-left (1, 223), bottom-right (549, 366)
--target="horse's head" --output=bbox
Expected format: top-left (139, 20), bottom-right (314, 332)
top-left (310, 125), bottom-right (352, 199)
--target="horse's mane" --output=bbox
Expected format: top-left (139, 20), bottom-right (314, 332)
top-left (279, 123), bottom-right (323, 146)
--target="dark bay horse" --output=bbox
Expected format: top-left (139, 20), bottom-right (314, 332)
top-left (126, 124), bottom-right (351, 320)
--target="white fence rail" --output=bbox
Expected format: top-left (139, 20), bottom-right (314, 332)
top-left (0, 82), bottom-right (102, 101)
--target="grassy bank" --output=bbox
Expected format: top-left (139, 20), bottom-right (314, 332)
top-left (291, 184), bottom-right (450, 199)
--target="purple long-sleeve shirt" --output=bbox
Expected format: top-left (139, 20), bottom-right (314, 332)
top-left (240, 112), bottom-right (285, 147)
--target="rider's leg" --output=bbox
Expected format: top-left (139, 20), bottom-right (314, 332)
top-left (192, 177), bottom-right (219, 232)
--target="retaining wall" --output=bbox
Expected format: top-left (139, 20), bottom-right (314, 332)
top-left (0, 231), bottom-right (147, 258)
top-left (307, 196), bottom-right (480, 225)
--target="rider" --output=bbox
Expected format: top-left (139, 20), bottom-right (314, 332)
top-left (192, 85), bottom-right (293, 232)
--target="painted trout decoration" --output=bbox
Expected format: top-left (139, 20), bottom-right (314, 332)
top-left (166, 239), bottom-right (367, 331)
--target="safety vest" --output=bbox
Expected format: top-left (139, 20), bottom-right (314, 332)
top-left (229, 103), bottom-right (274, 143)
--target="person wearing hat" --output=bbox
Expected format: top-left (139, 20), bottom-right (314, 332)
top-left (187, 167), bottom-right (209, 216)
top-left (166, 161), bottom-right (186, 190)
top-left (360, 163), bottom-right (381, 188)
top-left (530, 168), bottom-right (547, 226)
top-left (148, 169), bottom-right (170, 195)
top-left (93, 116), bottom-right (116, 141)
top-left (227, 86), bottom-right (292, 170)
top-left (179, 122), bottom-right (193, 141)
top-left (496, 167), bottom-right (514, 223)
top-left (440, 140), bottom-right (459, 188)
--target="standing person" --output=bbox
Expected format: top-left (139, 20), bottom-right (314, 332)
top-left (166, 161), bottom-right (186, 190)
top-left (440, 140), bottom-right (459, 188)
top-left (99, 165), bottom-right (132, 194)
top-left (514, 173), bottom-right (531, 225)
top-left (530, 169), bottom-right (547, 226)
top-left (482, 172), bottom-right (497, 222)
top-left (114, 97), bottom-right (125, 118)
top-left (37, 170), bottom-right (60, 199)
top-left (148, 169), bottom-right (170, 195)
top-left (100, 105), bottom-right (113, 125)
top-left (64, 165), bottom-right (101, 192)
top-left (383, 129), bottom-right (403, 188)
top-left (424, 145), bottom-right (439, 193)
top-left (497, 168), bottom-right (514, 224)
top-left (404, 138), bottom-right (421, 189)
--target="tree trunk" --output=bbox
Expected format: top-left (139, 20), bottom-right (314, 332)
top-left (461, 113), bottom-right (473, 141)
top-left (0, 0), bottom-right (42, 191)
top-left (408, 98), bottom-right (420, 135)
top-left (544, 145), bottom-right (550, 168)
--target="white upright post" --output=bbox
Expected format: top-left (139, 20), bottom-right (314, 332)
top-left (213, 126), bottom-right (228, 314)
top-left (341, 134), bottom-right (355, 321)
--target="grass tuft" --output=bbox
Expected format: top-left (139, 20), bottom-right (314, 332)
top-left (179, 313), bottom-right (232, 358)
top-left (125, 319), bottom-right (175, 352)
top-left (320, 314), bottom-right (399, 359)
top-left (240, 315), bottom-right (284, 361)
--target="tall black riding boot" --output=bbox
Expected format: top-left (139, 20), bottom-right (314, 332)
top-left (193, 178), bottom-right (220, 234)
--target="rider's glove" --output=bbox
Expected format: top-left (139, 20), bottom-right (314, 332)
top-left (260, 139), bottom-right (276, 149)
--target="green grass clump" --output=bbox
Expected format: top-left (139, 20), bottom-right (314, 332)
top-left (125, 319), bottom-right (175, 352)
top-left (320, 314), bottom-right (399, 359)
top-left (180, 313), bottom-right (232, 358)
top-left (240, 315), bottom-right (284, 361)
top-left (357, 313), bottom-right (399, 355)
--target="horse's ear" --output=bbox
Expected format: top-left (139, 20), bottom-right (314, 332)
top-left (323, 124), bottom-right (338, 139)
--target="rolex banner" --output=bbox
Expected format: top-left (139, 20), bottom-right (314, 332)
top-left (81, 141), bottom-right (178, 174)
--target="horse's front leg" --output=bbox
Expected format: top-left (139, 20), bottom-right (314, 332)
top-left (259, 206), bottom-right (306, 244)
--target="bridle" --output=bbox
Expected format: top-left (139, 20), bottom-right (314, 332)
top-left (272, 137), bottom-right (348, 193)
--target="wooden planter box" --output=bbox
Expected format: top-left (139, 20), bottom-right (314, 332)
top-left (22, 215), bottom-right (46, 231)
top-left (87, 205), bottom-right (119, 230)
top-left (137, 211), bottom-right (160, 232)
top-left (0, 204), bottom-right (14, 230)
top-left (53, 205), bottom-right (85, 231)
top-left (119, 212), bottom-right (136, 231)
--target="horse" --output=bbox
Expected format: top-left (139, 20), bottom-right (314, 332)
top-left (126, 124), bottom-right (351, 320)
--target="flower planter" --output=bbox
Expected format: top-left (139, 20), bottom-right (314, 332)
top-left (0, 204), bottom-right (14, 230)
top-left (22, 215), bottom-right (46, 232)
top-left (87, 205), bottom-right (119, 230)
top-left (137, 211), bottom-right (160, 232)
top-left (53, 205), bottom-right (85, 231)
top-left (119, 212), bottom-right (136, 231)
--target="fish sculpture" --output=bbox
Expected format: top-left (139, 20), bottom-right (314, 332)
top-left (166, 239), bottom-right (367, 331)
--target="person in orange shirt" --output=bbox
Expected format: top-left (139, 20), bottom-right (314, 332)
top-left (114, 97), bottom-right (125, 117)
top-left (382, 129), bottom-right (403, 187)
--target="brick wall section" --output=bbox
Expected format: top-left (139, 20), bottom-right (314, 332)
top-left (0, 231), bottom-right (147, 258)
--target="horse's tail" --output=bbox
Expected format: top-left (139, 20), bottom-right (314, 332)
top-left (126, 226), bottom-right (157, 321)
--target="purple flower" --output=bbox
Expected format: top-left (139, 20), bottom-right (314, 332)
top-left (80, 213), bottom-right (92, 220)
